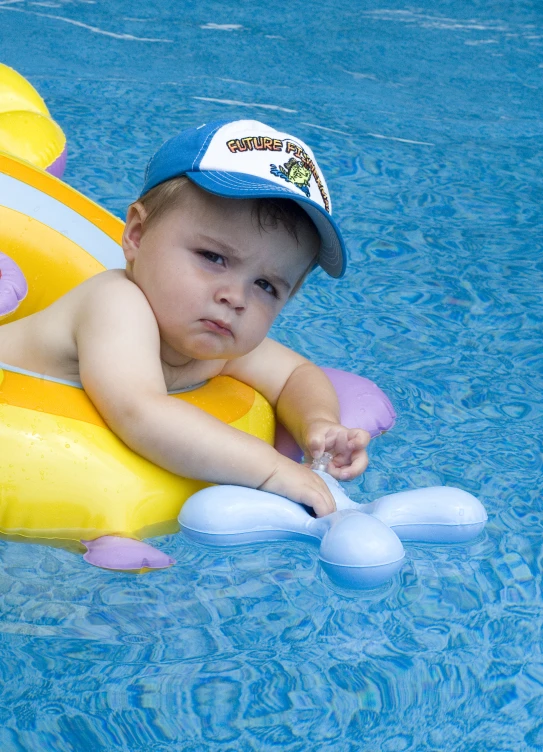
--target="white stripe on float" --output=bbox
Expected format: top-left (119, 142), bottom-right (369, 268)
top-left (0, 173), bottom-right (125, 269)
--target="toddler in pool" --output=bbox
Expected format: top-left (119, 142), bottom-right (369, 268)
top-left (0, 120), bottom-right (370, 517)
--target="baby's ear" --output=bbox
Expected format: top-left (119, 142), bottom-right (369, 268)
top-left (122, 202), bottom-right (147, 263)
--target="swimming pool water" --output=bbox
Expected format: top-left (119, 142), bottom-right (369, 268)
top-left (1, 0), bottom-right (542, 749)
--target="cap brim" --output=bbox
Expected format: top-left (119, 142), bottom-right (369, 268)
top-left (186, 171), bottom-right (347, 278)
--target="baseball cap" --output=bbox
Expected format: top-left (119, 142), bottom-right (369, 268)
top-left (139, 119), bottom-right (347, 278)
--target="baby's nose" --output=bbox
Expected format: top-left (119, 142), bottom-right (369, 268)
top-left (216, 283), bottom-right (246, 310)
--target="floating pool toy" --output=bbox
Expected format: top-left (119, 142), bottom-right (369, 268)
top-left (0, 151), bottom-right (396, 572)
top-left (180, 456), bottom-right (488, 588)
top-left (0, 64), bottom-right (67, 177)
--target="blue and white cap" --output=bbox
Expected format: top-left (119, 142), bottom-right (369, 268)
top-left (140, 119), bottom-right (347, 278)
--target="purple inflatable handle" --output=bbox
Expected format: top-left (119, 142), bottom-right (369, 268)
top-left (274, 367), bottom-right (396, 462)
top-left (82, 536), bottom-right (175, 571)
top-left (45, 145), bottom-right (67, 179)
top-left (0, 252), bottom-right (28, 317)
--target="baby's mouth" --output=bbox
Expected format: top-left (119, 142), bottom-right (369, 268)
top-left (201, 319), bottom-right (233, 337)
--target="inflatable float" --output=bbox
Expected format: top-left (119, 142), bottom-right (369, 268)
top-left (0, 64), bottom-right (66, 177)
top-left (0, 152), bottom-right (486, 585)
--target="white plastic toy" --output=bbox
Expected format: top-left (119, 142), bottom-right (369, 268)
top-left (179, 455), bottom-right (487, 589)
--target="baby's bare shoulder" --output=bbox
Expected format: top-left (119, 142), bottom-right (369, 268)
top-left (75, 270), bottom-right (165, 399)
top-left (75, 269), bottom-right (159, 346)
top-left (74, 269), bottom-right (153, 321)
top-left (78, 269), bottom-right (144, 301)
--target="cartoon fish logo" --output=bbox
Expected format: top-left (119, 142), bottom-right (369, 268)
top-left (270, 157), bottom-right (312, 197)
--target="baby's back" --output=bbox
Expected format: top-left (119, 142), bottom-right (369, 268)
top-left (0, 269), bottom-right (124, 383)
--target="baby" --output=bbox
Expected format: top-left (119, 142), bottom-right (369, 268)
top-left (0, 119), bottom-right (370, 517)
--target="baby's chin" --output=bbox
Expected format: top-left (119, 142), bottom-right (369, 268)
top-left (163, 336), bottom-right (252, 363)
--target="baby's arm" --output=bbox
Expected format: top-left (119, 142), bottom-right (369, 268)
top-left (74, 274), bottom-right (335, 516)
top-left (223, 338), bottom-right (371, 482)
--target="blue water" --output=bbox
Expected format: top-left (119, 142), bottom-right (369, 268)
top-left (1, 0), bottom-right (543, 749)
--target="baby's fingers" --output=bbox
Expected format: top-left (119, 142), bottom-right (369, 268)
top-left (312, 492), bottom-right (336, 517)
top-left (347, 428), bottom-right (371, 449)
top-left (325, 427), bottom-right (349, 458)
top-left (325, 445), bottom-right (370, 481)
top-left (338, 448), bottom-right (369, 480)
top-left (306, 432), bottom-right (326, 460)
top-left (302, 479), bottom-right (336, 517)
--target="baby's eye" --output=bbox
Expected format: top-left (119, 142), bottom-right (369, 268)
top-left (199, 250), bottom-right (226, 266)
top-left (255, 278), bottom-right (278, 297)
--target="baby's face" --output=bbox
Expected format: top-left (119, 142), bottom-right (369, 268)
top-left (123, 184), bottom-right (318, 364)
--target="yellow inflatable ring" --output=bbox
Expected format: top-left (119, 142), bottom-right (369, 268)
top-left (0, 64), bottom-right (67, 177)
top-left (0, 154), bottom-right (275, 550)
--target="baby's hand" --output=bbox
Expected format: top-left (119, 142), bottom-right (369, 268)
top-left (303, 420), bottom-right (371, 481)
top-left (259, 456), bottom-right (336, 517)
